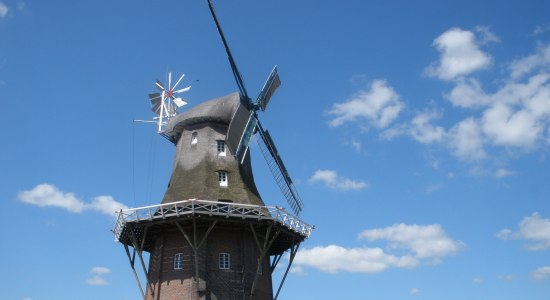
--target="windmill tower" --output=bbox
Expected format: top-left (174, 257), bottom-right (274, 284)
top-left (112, 1), bottom-right (313, 299)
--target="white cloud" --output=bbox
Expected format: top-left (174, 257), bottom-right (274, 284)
top-left (359, 223), bottom-right (463, 259)
top-left (434, 42), bottom-right (550, 160)
top-left (86, 267), bottom-right (111, 286)
top-left (329, 80), bottom-right (404, 128)
top-left (89, 195), bottom-right (128, 217)
top-left (426, 28), bottom-right (493, 80)
top-left (408, 110), bottom-right (446, 144)
top-left (309, 169), bottom-right (368, 191)
top-left (496, 212), bottom-right (550, 250)
top-left (509, 43), bottom-right (550, 79)
top-left (446, 78), bottom-right (491, 108)
top-left (448, 118), bottom-right (486, 161)
top-left (294, 245), bottom-right (418, 273)
top-left (381, 109), bottom-right (446, 144)
top-left (410, 288), bottom-right (421, 295)
top-left (0, 2), bottom-right (8, 18)
top-left (329, 31), bottom-right (550, 166)
top-left (533, 24), bottom-right (550, 36)
top-left (472, 277), bottom-right (484, 284)
top-left (475, 26), bottom-right (500, 44)
top-left (18, 184), bottom-right (86, 213)
top-left (495, 228), bottom-right (513, 240)
top-left (518, 213), bottom-right (550, 250)
top-left (494, 168), bottom-right (515, 178)
top-left (295, 224), bottom-right (462, 274)
top-left (531, 266), bottom-right (550, 281)
top-left (482, 103), bottom-right (542, 148)
top-left (18, 184), bottom-right (128, 216)
top-left (349, 139), bottom-right (362, 153)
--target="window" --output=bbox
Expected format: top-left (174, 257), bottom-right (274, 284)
top-left (191, 132), bottom-right (198, 144)
top-left (219, 253), bottom-right (230, 269)
top-left (217, 140), bottom-right (226, 157)
top-left (174, 253), bottom-right (183, 270)
top-left (218, 171), bottom-right (228, 187)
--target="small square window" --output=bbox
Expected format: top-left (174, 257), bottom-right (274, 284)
top-left (218, 171), bottom-right (228, 187)
top-left (219, 253), bottom-right (230, 269)
top-left (191, 132), bottom-right (198, 145)
top-left (174, 253), bottom-right (183, 270)
top-left (217, 141), bottom-right (226, 157)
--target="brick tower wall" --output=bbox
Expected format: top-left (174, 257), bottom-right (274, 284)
top-left (146, 226), bottom-right (272, 300)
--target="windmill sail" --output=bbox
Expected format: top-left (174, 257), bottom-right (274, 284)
top-left (226, 103), bottom-right (257, 162)
top-left (256, 121), bottom-right (304, 215)
top-left (209, 0), bottom-right (303, 215)
top-left (256, 66), bottom-right (281, 111)
top-left (207, 0), bottom-right (250, 102)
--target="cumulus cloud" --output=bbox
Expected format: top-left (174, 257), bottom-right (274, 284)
top-left (89, 195), bottom-right (128, 216)
top-left (426, 27), bottom-right (493, 80)
top-left (446, 78), bottom-right (491, 108)
top-left (18, 184), bottom-right (128, 217)
top-left (0, 2), bottom-right (8, 18)
top-left (482, 103), bottom-right (542, 148)
top-left (309, 169), bottom-right (368, 191)
top-left (294, 245), bottom-right (418, 273)
top-left (86, 267), bottom-right (111, 286)
top-left (531, 266), bottom-right (550, 281)
top-left (496, 212), bottom-right (550, 250)
top-left (328, 80), bottom-right (404, 128)
top-left (408, 109), bottom-right (446, 144)
top-left (294, 224), bottom-right (462, 274)
top-left (328, 29), bottom-right (550, 166)
top-left (18, 184), bottom-right (86, 213)
top-left (359, 223), bottom-right (463, 259)
top-left (446, 46), bottom-right (550, 158)
top-left (509, 43), bottom-right (550, 79)
top-left (448, 118), bottom-right (486, 161)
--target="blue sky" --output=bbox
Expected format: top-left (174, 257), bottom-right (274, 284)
top-left (1, 0), bottom-right (550, 299)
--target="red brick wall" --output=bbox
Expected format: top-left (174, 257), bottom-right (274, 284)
top-left (146, 222), bottom-right (273, 300)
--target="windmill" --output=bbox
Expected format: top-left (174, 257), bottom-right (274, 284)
top-left (113, 1), bottom-right (312, 299)
top-left (208, 0), bottom-right (304, 215)
top-left (148, 72), bottom-right (191, 132)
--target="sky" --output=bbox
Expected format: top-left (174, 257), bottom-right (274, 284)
top-left (1, 0), bottom-right (550, 299)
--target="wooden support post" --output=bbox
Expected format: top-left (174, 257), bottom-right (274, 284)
top-left (175, 220), bottom-right (218, 283)
top-left (249, 224), bottom-right (280, 299)
top-left (123, 243), bottom-right (145, 299)
top-left (270, 254), bottom-right (283, 273)
top-left (127, 225), bottom-right (154, 297)
top-left (274, 240), bottom-right (301, 300)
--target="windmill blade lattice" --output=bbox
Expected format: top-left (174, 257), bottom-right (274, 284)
top-left (255, 121), bottom-right (304, 215)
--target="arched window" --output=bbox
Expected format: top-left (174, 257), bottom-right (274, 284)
top-left (191, 132), bottom-right (198, 144)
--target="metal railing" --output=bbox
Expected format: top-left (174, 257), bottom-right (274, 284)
top-left (113, 199), bottom-right (313, 241)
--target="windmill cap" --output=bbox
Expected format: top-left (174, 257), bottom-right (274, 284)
top-left (164, 92), bottom-right (240, 141)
